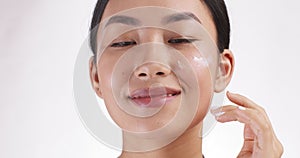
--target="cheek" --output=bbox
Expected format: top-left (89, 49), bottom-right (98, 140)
top-left (194, 62), bottom-right (213, 126)
top-left (97, 51), bottom-right (122, 87)
top-left (183, 51), bottom-right (214, 127)
top-left (97, 66), bottom-right (130, 129)
top-left (97, 52), bottom-right (124, 120)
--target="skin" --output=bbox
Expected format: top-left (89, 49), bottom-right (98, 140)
top-left (89, 0), bottom-right (283, 157)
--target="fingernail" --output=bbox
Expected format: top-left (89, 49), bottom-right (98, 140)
top-left (227, 91), bottom-right (238, 98)
top-left (227, 91), bottom-right (233, 95)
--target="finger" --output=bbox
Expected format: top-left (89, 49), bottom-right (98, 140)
top-left (224, 92), bottom-right (283, 157)
top-left (238, 140), bottom-right (254, 157)
top-left (216, 108), bottom-right (273, 149)
top-left (228, 91), bottom-right (275, 129)
top-left (216, 108), bottom-right (268, 134)
top-left (227, 91), bottom-right (268, 117)
top-left (227, 91), bottom-right (259, 109)
top-left (212, 104), bottom-right (266, 128)
top-left (211, 105), bottom-right (238, 115)
top-left (215, 108), bottom-right (246, 123)
top-left (244, 124), bottom-right (255, 141)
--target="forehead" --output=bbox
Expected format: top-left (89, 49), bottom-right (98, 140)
top-left (101, 0), bottom-right (217, 41)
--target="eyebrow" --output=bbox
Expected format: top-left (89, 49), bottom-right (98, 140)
top-left (162, 12), bottom-right (202, 25)
top-left (105, 15), bottom-right (141, 27)
top-left (104, 12), bottom-right (202, 28)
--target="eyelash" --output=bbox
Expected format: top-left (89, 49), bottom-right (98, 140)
top-left (168, 38), bottom-right (197, 44)
top-left (110, 41), bottom-right (137, 47)
top-left (110, 38), bottom-right (197, 48)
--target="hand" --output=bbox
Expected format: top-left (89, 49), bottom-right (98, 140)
top-left (211, 91), bottom-right (283, 158)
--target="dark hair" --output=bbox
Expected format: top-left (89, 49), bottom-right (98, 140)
top-left (90, 0), bottom-right (230, 55)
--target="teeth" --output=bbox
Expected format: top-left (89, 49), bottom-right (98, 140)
top-left (131, 93), bottom-right (179, 99)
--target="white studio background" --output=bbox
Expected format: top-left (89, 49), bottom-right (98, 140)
top-left (0, 0), bottom-right (299, 157)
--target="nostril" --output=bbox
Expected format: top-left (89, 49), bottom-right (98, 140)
top-left (138, 73), bottom-right (147, 77)
top-left (156, 72), bottom-right (165, 76)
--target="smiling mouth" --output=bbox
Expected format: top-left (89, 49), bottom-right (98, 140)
top-left (129, 87), bottom-right (181, 107)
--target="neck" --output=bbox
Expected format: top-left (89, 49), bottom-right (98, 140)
top-left (119, 123), bottom-right (203, 158)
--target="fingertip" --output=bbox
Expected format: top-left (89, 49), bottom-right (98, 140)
top-left (226, 90), bottom-right (234, 96)
top-left (226, 91), bottom-right (239, 101)
top-left (226, 90), bottom-right (230, 95)
top-left (210, 106), bottom-right (221, 113)
top-left (214, 111), bottom-right (225, 117)
top-left (211, 108), bottom-right (225, 122)
top-left (210, 105), bottom-right (219, 111)
top-left (210, 106), bottom-right (224, 117)
top-left (226, 91), bottom-right (234, 100)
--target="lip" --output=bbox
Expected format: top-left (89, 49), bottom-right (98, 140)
top-left (129, 87), bottom-right (181, 108)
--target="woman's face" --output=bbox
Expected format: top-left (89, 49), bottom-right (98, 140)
top-left (92, 0), bottom-right (220, 133)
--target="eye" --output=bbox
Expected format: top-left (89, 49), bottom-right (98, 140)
top-left (110, 41), bottom-right (137, 47)
top-left (168, 38), bottom-right (197, 44)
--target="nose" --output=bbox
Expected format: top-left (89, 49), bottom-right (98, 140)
top-left (134, 62), bottom-right (171, 80)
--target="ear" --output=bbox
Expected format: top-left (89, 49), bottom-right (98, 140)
top-left (89, 57), bottom-right (103, 98)
top-left (214, 49), bottom-right (235, 92)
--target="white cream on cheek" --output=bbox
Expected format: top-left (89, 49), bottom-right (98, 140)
top-left (177, 60), bottom-right (184, 70)
top-left (193, 56), bottom-right (209, 68)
